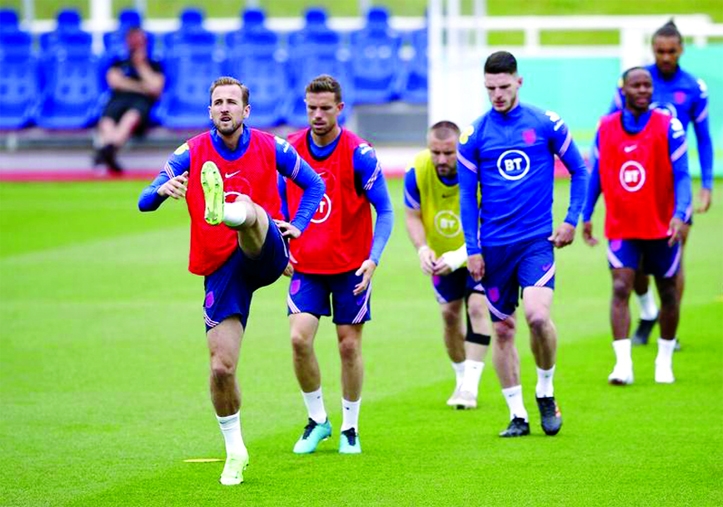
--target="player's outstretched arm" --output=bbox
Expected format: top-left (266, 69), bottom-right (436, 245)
top-left (138, 148), bottom-right (190, 212)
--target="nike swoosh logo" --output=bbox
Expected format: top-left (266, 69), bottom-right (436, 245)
top-left (623, 145), bottom-right (637, 153)
top-left (225, 170), bottom-right (241, 178)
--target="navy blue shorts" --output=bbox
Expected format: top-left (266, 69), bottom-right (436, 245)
top-left (431, 268), bottom-right (485, 304)
top-left (481, 235), bottom-right (555, 322)
top-left (287, 269), bottom-right (372, 325)
top-left (607, 239), bottom-right (681, 278)
top-left (203, 219), bottom-right (289, 331)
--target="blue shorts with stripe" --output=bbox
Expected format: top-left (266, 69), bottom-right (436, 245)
top-left (481, 235), bottom-right (555, 322)
top-left (287, 269), bottom-right (372, 325)
top-left (607, 238), bottom-right (681, 278)
top-left (431, 267), bottom-right (485, 304)
top-left (203, 219), bottom-right (289, 331)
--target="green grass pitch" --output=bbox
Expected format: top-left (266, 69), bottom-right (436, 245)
top-left (1, 178), bottom-right (721, 506)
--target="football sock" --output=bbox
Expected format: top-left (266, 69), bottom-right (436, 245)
top-left (460, 360), bottom-right (484, 396)
top-left (612, 339), bottom-right (632, 366)
top-left (341, 398), bottom-right (361, 432)
top-left (452, 361), bottom-right (465, 390)
top-left (223, 201), bottom-right (247, 228)
top-left (501, 385), bottom-right (528, 422)
top-left (535, 365), bottom-right (556, 398)
top-left (636, 289), bottom-right (659, 321)
top-left (656, 338), bottom-right (676, 365)
top-left (301, 387), bottom-right (328, 425)
top-left (216, 411), bottom-right (247, 456)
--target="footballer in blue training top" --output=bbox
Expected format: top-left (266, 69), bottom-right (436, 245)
top-left (457, 51), bottom-right (589, 439)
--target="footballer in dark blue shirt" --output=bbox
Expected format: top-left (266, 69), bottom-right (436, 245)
top-left (458, 51), bottom-right (589, 439)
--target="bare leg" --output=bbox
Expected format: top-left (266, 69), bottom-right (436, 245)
top-left (522, 286), bottom-right (556, 370)
top-left (440, 299), bottom-right (465, 363)
top-left (465, 292), bottom-right (491, 362)
top-left (655, 274), bottom-right (680, 340)
top-left (492, 315), bottom-right (519, 389)
top-left (289, 313), bottom-right (322, 392)
top-left (207, 317), bottom-right (243, 416)
top-left (337, 324), bottom-right (364, 401)
top-left (611, 268), bottom-right (636, 339)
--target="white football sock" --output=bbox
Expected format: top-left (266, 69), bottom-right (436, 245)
top-left (341, 398), bottom-right (361, 432)
top-left (612, 339), bottom-right (632, 367)
top-left (301, 387), bottom-right (327, 424)
top-left (452, 361), bottom-right (465, 390)
top-left (501, 385), bottom-right (528, 422)
top-left (656, 338), bottom-right (676, 365)
top-left (636, 290), bottom-right (659, 321)
top-left (460, 360), bottom-right (484, 396)
top-left (216, 411), bottom-right (247, 457)
top-left (535, 365), bottom-right (556, 398)
top-left (223, 201), bottom-right (247, 227)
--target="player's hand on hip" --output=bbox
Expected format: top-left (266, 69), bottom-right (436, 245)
top-left (353, 259), bottom-right (377, 295)
top-left (467, 253), bottom-right (485, 282)
top-left (696, 188), bottom-right (712, 214)
top-left (274, 219), bottom-right (301, 239)
top-left (417, 245), bottom-right (437, 276)
top-left (157, 171), bottom-right (188, 199)
top-left (668, 217), bottom-right (685, 246)
top-left (282, 262), bottom-right (294, 277)
top-left (582, 221), bottom-right (598, 246)
top-left (549, 222), bottom-right (575, 248)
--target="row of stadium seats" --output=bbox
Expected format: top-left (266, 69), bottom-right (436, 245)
top-left (0, 6), bottom-right (428, 130)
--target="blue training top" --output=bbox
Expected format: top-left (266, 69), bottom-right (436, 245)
top-left (583, 109), bottom-right (692, 223)
top-left (457, 102), bottom-right (589, 253)
top-left (277, 130), bottom-right (394, 266)
top-left (609, 64), bottom-right (713, 190)
top-left (138, 125), bottom-right (325, 233)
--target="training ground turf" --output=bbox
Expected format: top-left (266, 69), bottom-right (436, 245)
top-left (1, 179), bottom-right (721, 506)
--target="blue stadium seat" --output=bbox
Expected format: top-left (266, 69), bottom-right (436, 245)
top-left (163, 7), bottom-right (216, 57)
top-left (154, 55), bottom-right (221, 129)
top-left (0, 14), bottom-right (32, 60)
top-left (225, 8), bottom-right (278, 59)
top-left (286, 7), bottom-right (345, 94)
top-left (229, 56), bottom-right (287, 128)
top-left (39, 9), bottom-right (92, 53)
top-left (0, 7), bottom-right (19, 32)
top-left (34, 53), bottom-right (102, 129)
top-left (398, 28), bottom-right (428, 103)
top-left (0, 53), bottom-right (38, 129)
top-left (349, 7), bottom-right (402, 103)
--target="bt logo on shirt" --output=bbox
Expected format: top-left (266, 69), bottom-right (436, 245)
top-left (433, 210), bottom-right (461, 238)
top-left (619, 161), bottom-right (646, 192)
top-left (496, 150), bottom-right (531, 181)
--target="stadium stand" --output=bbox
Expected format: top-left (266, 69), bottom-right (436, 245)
top-left (34, 51), bottom-right (102, 129)
top-left (0, 13), bottom-right (37, 129)
top-left (398, 27), bottom-right (428, 103)
top-left (0, 6), bottom-right (424, 133)
top-left (225, 8), bottom-right (287, 127)
top-left (349, 7), bottom-right (402, 104)
top-left (284, 7), bottom-right (354, 127)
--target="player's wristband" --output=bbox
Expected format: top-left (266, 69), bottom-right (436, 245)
top-left (417, 245), bottom-right (430, 255)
